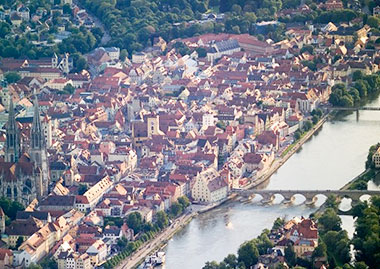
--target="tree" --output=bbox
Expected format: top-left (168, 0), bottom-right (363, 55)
top-left (312, 115), bottom-right (319, 124)
top-left (312, 240), bottom-right (327, 258)
top-left (325, 195), bottom-right (339, 211)
top-left (40, 258), bottom-right (58, 269)
top-left (178, 196), bottom-right (190, 209)
top-left (294, 130), bottom-right (302, 140)
top-left (354, 80), bottom-right (368, 98)
top-left (120, 49), bottom-right (128, 61)
top-left (367, 16), bottom-right (380, 28)
top-left (0, 197), bottom-right (25, 220)
top-left (216, 121), bottom-right (226, 131)
top-left (126, 212), bottom-right (143, 234)
top-left (16, 236), bottom-right (24, 249)
top-left (352, 196), bottom-right (380, 268)
top-left (155, 211), bottom-right (169, 229)
top-left (354, 262), bottom-right (369, 269)
top-left (238, 240), bottom-right (259, 268)
top-left (62, 84), bottom-right (75, 94)
top-left (62, 4), bottom-right (72, 15)
top-left (223, 254), bottom-right (238, 267)
top-left (78, 184), bottom-right (88, 195)
top-left (272, 217), bottom-right (284, 230)
top-left (28, 264), bottom-right (43, 269)
top-left (352, 70), bottom-right (363, 81)
top-left (285, 245), bottom-right (296, 266)
top-left (300, 45), bottom-right (314, 55)
top-left (303, 120), bottom-right (313, 132)
top-left (318, 208), bottom-right (342, 232)
top-left (349, 180), bottom-right (367, 190)
top-left (202, 261), bottom-right (220, 269)
top-left (5, 72), bottom-right (21, 83)
top-left (74, 56), bottom-right (87, 72)
top-left (196, 47), bottom-right (207, 58)
top-left (169, 202), bottom-right (183, 217)
top-left (351, 201), bottom-right (368, 218)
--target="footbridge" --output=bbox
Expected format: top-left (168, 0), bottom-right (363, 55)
top-left (324, 106), bottom-right (380, 120)
top-left (232, 189), bottom-right (380, 205)
top-left (327, 106), bottom-right (380, 111)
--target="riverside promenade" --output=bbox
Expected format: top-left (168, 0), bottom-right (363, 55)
top-left (117, 212), bottom-right (196, 269)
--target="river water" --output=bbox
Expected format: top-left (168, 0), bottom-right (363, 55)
top-left (164, 98), bottom-right (380, 269)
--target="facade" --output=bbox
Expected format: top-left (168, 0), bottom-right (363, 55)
top-left (191, 168), bottom-right (228, 203)
top-left (0, 98), bottom-right (49, 206)
top-left (372, 147), bottom-right (380, 168)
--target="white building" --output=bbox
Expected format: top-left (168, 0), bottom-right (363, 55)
top-left (191, 168), bottom-right (228, 203)
top-left (202, 113), bottom-right (215, 128)
top-left (372, 147), bottom-right (380, 168)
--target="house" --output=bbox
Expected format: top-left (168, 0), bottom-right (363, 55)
top-left (103, 226), bottom-right (122, 244)
top-left (3, 217), bottom-right (43, 248)
top-left (243, 152), bottom-right (274, 178)
top-left (0, 249), bottom-right (13, 268)
top-left (372, 146), bottom-right (380, 168)
top-left (374, 6), bottom-right (380, 17)
top-left (191, 168), bottom-right (228, 203)
top-left (207, 39), bottom-right (241, 62)
top-left (10, 12), bottom-right (22, 26)
top-left (17, 217), bottom-right (70, 266)
top-left (323, 0), bottom-right (343, 10)
top-left (57, 251), bottom-right (92, 269)
top-left (75, 176), bottom-right (113, 212)
top-left (86, 239), bottom-right (108, 266)
top-left (44, 78), bottom-right (73, 91)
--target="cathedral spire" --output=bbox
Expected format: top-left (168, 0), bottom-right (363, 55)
top-left (31, 96), bottom-right (44, 150)
top-left (29, 94), bottom-right (49, 198)
top-left (5, 98), bottom-right (20, 162)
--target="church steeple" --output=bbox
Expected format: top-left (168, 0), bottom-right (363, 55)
top-left (29, 95), bottom-right (49, 197)
top-left (5, 98), bottom-right (20, 162)
top-left (30, 96), bottom-right (44, 150)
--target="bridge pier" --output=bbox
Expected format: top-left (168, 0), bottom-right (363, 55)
top-left (261, 194), bottom-right (275, 204)
top-left (350, 198), bottom-right (360, 208)
top-left (305, 196), bottom-right (318, 206)
top-left (282, 194), bottom-right (295, 205)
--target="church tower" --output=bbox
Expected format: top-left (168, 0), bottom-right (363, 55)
top-left (29, 97), bottom-right (49, 196)
top-left (5, 99), bottom-right (20, 163)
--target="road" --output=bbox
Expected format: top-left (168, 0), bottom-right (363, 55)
top-left (117, 212), bottom-right (196, 269)
top-left (73, 0), bottom-right (111, 45)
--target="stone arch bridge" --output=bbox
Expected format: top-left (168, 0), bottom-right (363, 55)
top-left (233, 189), bottom-right (380, 205)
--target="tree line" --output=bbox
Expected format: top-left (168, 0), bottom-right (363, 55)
top-left (103, 196), bottom-right (190, 269)
top-left (329, 72), bottom-right (380, 108)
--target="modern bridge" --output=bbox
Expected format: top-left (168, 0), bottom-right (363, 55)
top-left (326, 106), bottom-right (380, 111)
top-left (323, 106), bottom-right (380, 120)
top-left (232, 189), bottom-right (380, 205)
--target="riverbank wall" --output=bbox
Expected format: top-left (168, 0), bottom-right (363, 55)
top-left (243, 114), bottom-right (329, 190)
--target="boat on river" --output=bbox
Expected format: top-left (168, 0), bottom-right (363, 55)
top-left (143, 251), bottom-right (166, 268)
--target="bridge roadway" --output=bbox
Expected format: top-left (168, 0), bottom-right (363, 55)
top-left (328, 107), bottom-right (380, 111)
top-left (232, 189), bottom-right (380, 205)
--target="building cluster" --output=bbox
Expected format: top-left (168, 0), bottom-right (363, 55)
top-left (0, 0), bottom-right (100, 47)
top-left (256, 217), bottom-right (320, 269)
top-left (0, 4), bottom-right (378, 267)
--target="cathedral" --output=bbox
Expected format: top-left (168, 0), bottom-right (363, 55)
top-left (0, 97), bottom-right (49, 206)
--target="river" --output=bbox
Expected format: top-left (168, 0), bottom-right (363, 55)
top-left (163, 98), bottom-right (380, 269)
